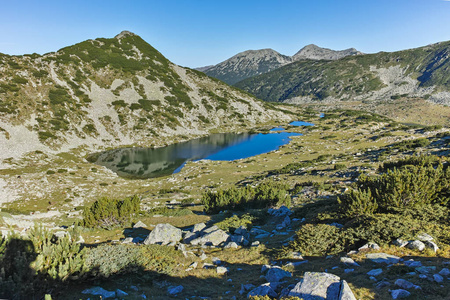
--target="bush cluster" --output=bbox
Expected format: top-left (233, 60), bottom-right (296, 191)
top-left (0, 225), bottom-right (86, 299)
top-left (202, 181), bottom-right (290, 214)
top-left (81, 195), bottom-right (140, 229)
top-left (339, 161), bottom-right (449, 217)
top-left (284, 155), bottom-right (450, 257)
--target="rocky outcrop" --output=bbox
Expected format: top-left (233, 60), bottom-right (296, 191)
top-left (143, 223), bottom-right (182, 245)
top-left (288, 272), bottom-right (356, 300)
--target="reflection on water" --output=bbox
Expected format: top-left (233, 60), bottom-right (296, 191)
top-left (94, 131), bottom-right (302, 179)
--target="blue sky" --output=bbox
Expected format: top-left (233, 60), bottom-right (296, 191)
top-left (1, 0), bottom-right (449, 67)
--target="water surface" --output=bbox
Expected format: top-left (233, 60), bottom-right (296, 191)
top-left (94, 122), bottom-right (311, 179)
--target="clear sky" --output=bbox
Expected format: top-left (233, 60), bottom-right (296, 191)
top-left (1, 0), bottom-right (450, 68)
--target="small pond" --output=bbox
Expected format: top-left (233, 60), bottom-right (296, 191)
top-left (93, 121), bottom-right (314, 179)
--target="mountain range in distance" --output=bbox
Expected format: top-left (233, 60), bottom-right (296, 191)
top-left (198, 41), bottom-right (450, 106)
top-left (199, 44), bottom-right (362, 85)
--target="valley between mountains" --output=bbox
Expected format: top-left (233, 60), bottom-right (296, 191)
top-left (0, 32), bottom-right (449, 300)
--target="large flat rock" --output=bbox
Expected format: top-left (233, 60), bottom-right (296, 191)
top-left (288, 272), bottom-right (341, 299)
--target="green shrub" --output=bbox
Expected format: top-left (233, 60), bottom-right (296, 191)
top-left (81, 195), bottom-right (140, 229)
top-left (285, 224), bottom-right (349, 256)
top-left (202, 181), bottom-right (290, 214)
top-left (379, 155), bottom-right (443, 172)
top-left (340, 162), bottom-right (449, 216)
top-left (216, 214), bottom-right (255, 232)
top-left (0, 225), bottom-right (86, 299)
top-left (338, 189), bottom-right (378, 218)
top-left (84, 244), bottom-right (182, 278)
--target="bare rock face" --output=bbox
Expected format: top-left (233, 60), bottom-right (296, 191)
top-left (143, 223), bottom-right (182, 245)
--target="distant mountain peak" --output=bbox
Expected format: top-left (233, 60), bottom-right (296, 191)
top-left (115, 30), bottom-right (137, 39)
top-left (292, 44), bottom-right (363, 61)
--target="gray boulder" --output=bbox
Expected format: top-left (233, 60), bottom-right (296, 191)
top-left (265, 266), bottom-right (292, 282)
top-left (340, 257), bottom-right (360, 267)
top-left (167, 285), bottom-right (183, 295)
top-left (434, 274), bottom-right (444, 283)
top-left (143, 223), bottom-right (182, 245)
top-left (224, 241), bottom-right (239, 249)
top-left (439, 268), bottom-right (450, 276)
top-left (417, 233), bottom-right (434, 242)
top-left (391, 289), bottom-right (410, 299)
top-left (367, 269), bottom-right (383, 276)
top-left (133, 221), bottom-right (147, 228)
top-left (288, 272), bottom-right (341, 299)
top-left (339, 280), bottom-right (357, 300)
top-left (268, 205), bottom-right (292, 217)
top-left (358, 242), bottom-right (380, 251)
top-left (395, 279), bottom-right (415, 289)
top-left (82, 287), bottom-right (115, 299)
top-left (407, 240), bottom-right (425, 251)
top-left (393, 238), bottom-right (409, 248)
top-left (190, 229), bottom-right (230, 246)
top-left (192, 223), bottom-right (206, 232)
top-left (425, 241), bottom-right (439, 253)
top-left (366, 253), bottom-right (400, 264)
top-left (247, 284), bottom-right (277, 298)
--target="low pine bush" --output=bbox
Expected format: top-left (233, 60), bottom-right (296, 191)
top-left (202, 181), bottom-right (290, 214)
top-left (81, 195), bottom-right (140, 229)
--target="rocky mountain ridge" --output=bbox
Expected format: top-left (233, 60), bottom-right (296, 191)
top-left (199, 44), bottom-right (363, 85)
top-left (235, 40), bottom-right (450, 106)
top-left (0, 31), bottom-right (293, 163)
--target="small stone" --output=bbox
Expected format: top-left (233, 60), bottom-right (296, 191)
top-left (247, 284), bottom-right (277, 298)
top-left (367, 268), bottom-right (383, 276)
top-left (185, 262), bottom-right (198, 271)
top-left (344, 268), bottom-right (354, 273)
top-left (425, 241), bottom-right (439, 253)
top-left (439, 268), bottom-right (450, 276)
top-left (358, 242), bottom-right (380, 251)
top-left (133, 221), bottom-right (147, 228)
top-left (289, 251), bottom-right (303, 259)
top-left (212, 257), bottom-right (222, 265)
top-left (115, 289), bottom-right (128, 297)
top-left (234, 226), bottom-right (247, 235)
top-left (167, 285), bottom-right (183, 295)
top-left (369, 276), bottom-right (377, 281)
top-left (224, 241), bottom-right (239, 249)
top-left (434, 274), bottom-right (444, 283)
top-left (203, 263), bottom-right (215, 269)
top-left (395, 279), bottom-right (415, 289)
top-left (251, 241), bottom-right (260, 247)
top-left (265, 266), bottom-right (292, 282)
top-left (415, 266), bottom-right (436, 274)
top-left (391, 289), bottom-right (411, 299)
top-left (285, 260), bottom-right (308, 267)
top-left (407, 240), bottom-right (425, 251)
top-left (340, 257), bottom-right (360, 267)
top-left (393, 238), bottom-right (409, 248)
top-left (217, 266), bottom-right (229, 275)
top-left (419, 274), bottom-right (427, 279)
top-left (199, 253), bottom-right (207, 260)
top-left (375, 281), bottom-right (391, 290)
top-left (192, 223), bottom-right (207, 232)
top-left (404, 259), bottom-right (422, 268)
top-left (122, 237), bottom-right (134, 244)
top-left (82, 287), bottom-right (115, 299)
top-left (417, 233), bottom-right (434, 242)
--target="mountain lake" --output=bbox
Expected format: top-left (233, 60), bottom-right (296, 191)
top-left (93, 121), bottom-right (314, 179)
